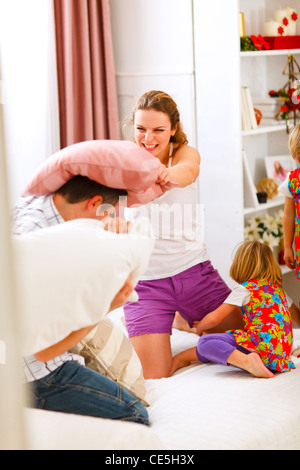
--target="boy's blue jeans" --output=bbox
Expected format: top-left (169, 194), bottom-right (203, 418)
top-left (24, 361), bottom-right (149, 426)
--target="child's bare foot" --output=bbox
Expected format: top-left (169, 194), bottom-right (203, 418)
top-left (172, 312), bottom-right (197, 333)
top-left (228, 350), bottom-right (275, 378)
top-left (246, 353), bottom-right (275, 378)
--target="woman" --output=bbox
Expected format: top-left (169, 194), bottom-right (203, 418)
top-left (123, 90), bottom-right (244, 378)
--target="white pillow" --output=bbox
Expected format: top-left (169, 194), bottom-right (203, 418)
top-left (13, 217), bottom-right (154, 357)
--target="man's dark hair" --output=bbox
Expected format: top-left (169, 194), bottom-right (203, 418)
top-left (55, 175), bottom-right (127, 206)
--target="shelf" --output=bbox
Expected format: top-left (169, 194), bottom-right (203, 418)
top-left (242, 123), bottom-right (287, 136)
top-left (244, 195), bottom-right (285, 215)
top-left (240, 48), bottom-right (300, 57)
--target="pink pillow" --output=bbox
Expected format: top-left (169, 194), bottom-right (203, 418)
top-left (24, 140), bottom-right (173, 206)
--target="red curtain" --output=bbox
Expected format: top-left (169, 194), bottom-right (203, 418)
top-left (53, 0), bottom-right (120, 148)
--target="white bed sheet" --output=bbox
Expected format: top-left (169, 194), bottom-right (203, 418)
top-left (25, 408), bottom-right (163, 450)
top-left (25, 310), bottom-right (300, 451)
top-left (109, 309), bottom-right (300, 451)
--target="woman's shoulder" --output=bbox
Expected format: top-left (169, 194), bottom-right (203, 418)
top-left (173, 144), bottom-right (200, 165)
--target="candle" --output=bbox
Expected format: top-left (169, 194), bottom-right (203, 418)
top-left (264, 20), bottom-right (287, 36)
top-left (239, 12), bottom-right (245, 37)
top-left (283, 7), bottom-right (297, 35)
top-left (274, 8), bottom-right (289, 25)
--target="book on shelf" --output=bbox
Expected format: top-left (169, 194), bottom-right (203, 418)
top-left (253, 96), bottom-right (283, 119)
top-left (242, 149), bottom-right (259, 209)
top-left (241, 87), bottom-right (257, 131)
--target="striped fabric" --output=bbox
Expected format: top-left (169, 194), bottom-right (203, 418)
top-left (71, 319), bottom-right (149, 406)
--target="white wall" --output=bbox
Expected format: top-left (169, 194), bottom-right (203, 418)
top-left (0, 76), bottom-right (26, 451)
top-left (193, 1), bottom-right (243, 286)
top-left (0, 0), bottom-right (60, 206)
top-left (109, 0), bottom-right (197, 147)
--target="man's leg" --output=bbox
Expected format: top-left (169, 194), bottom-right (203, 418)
top-left (25, 361), bottom-right (149, 425)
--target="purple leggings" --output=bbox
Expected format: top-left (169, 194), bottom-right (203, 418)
top-left (196, 333), bottom-right (250, 366)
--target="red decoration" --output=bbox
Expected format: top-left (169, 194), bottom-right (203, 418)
top-left (250, 35), bottom-right (262, 49)
top-left (263, 36), bottom-right (300, 50)
top-left (292, 12), bottom-right (298, 21)
top-left (250, 35), bottom-right (270, 50)
top-left (283, 17), bottom-right (289, 26)
top-left (258, 34), bottom-right (270, 50)
top-left (278, 26), bottom-right (285, 35)
top-left (254, 108), bottom-right (262, 125)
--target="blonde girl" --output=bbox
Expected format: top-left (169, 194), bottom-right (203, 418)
top-left (170, 241), bottom-right (297, 378)
top-left (280, 123), bottom-right (300, 277)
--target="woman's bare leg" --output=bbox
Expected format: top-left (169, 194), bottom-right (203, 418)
top-left (130, 333), bottom-right (172, 379)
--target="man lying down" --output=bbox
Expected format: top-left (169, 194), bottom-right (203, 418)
top-left (11, 127), bottom-right (175, 425)
top-left (12, 176), bottom-right (154, 425)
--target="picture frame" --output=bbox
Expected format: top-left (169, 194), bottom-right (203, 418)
top-left (264, 155), bottom-right (297, 185)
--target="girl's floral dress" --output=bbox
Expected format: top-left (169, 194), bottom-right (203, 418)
top-left (228, 279), bottom-right (295, 372)
top-left (288, 168), bottom-right (300, 279)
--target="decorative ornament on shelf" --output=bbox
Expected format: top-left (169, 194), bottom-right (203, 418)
top-left (240, 8), bottom-right (299, 52)
top-left (274, 7), bottom-right (298, 35)
top-left (239, 12), bottom-right (270, 51)
top-left (254, 108), bottom-right (262, 125)
top-left (256, 178), bottom-right (279, 199)
top-left (244, 211), bottom-right (283, 250)
top-left (269, 54), bottom-right (300, 132)
top-left (264, 20), bottom-right (287, 37)
top-left (263, 6), bottom-right (299, 49)
top-left (240, 35), bottom-right (270, 51)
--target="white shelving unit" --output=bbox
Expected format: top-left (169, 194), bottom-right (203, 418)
top-left (109, 0), bottom-right (300, 306)
top-left (193, 0), bottom-right (300, 306)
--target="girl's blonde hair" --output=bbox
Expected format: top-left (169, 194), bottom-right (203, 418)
top-left (130, 90), bottom-right (188, 150)
top-left (289, 123), bottom-right (300, 164)
top-left (230, 240), bottom-right (282, 286)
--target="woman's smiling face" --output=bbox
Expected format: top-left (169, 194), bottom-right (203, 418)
top-left (134, 109), bottom-right (176, 162)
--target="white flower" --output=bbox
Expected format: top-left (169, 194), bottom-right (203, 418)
top-left (261, 231), bottom-right (278, 248)
top-left (244, 211), bottom-right (283, 247)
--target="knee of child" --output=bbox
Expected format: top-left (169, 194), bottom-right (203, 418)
top-left (196, 334), bottom-right (211, 358)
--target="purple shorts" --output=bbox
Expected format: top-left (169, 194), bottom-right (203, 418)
top-left (124, 261), bottom-right (231, 337)
top-left (196, 333), bottom-right (250, 366)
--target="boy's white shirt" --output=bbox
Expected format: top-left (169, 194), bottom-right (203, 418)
top-left (14, 217), bottom-right (154, 357)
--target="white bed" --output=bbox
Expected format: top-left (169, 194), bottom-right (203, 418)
top-left (26, 307), bottom-right (300, 451)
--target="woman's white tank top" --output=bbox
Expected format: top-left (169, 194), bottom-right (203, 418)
top-left (136, 156), bottom-right (209, 280)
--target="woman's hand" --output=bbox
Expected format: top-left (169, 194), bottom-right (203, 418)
top-left (193, 321), bottom-right (205, 336)
top-left (156, 164), bottom-right (172, 186)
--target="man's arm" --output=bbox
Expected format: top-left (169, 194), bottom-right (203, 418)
top-left (34, 325), bottom-right (97, 362)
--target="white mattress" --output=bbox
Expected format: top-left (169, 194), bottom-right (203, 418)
top-left (26, 309), bottom-right (300, 450)
top-left (111, 309), bottom-right (300, 450)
